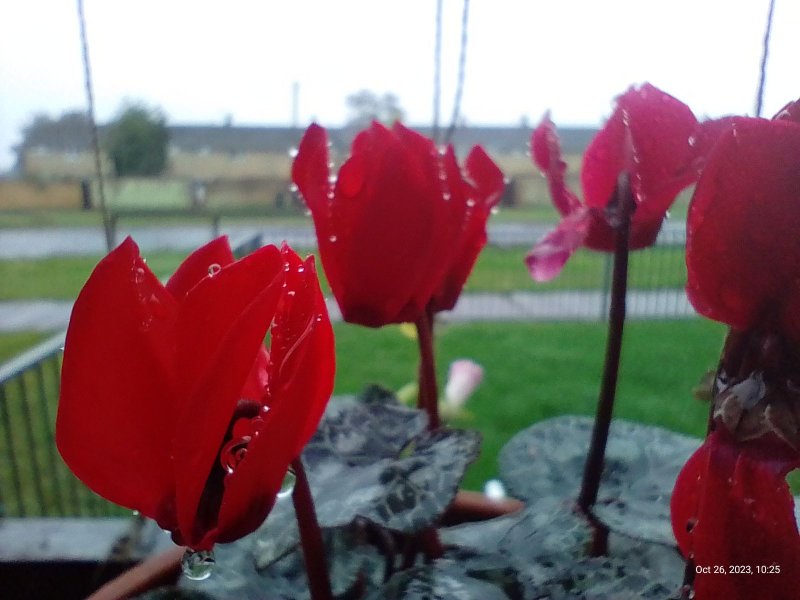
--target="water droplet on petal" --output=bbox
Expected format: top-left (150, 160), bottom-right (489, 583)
top-left (288, 147), bottom-right (299, 158)
top-left (466, 198), bottom-right (476, 208)
top-left (328, 175), bottom-right (337, 185)
top-left (490, 207), bottom-right (500, 215)
top-left (182, 548), bottom-right (215, 580)
top-left (328, 235), bottom-right (338, 243)
top-left (304, 209), bottom-right (312, 217)
top-left (277, 468), bottom-right (296, 499)
top-left (442, 192), bottom-right (451, 201)
top-left (134, 267), bottom-right (146, 284)
top-left (297, 266), bottom-right (305, 273)
top-left (289, 183), bottom-right (299, 193)
top-left (207, 263), bottom-right (221, 277)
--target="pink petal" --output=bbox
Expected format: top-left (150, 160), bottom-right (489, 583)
top-left (531, 114), bottom-right (581, 216)
top-left (525, 209), bottom-right (590, 282)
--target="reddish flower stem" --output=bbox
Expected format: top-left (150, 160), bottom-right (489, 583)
top-left (577, 175), bottom-right (633, 527)
top-left (291, 458), bottom-right (333, 600)
top-left (415, 308), bottom-right (441, 430)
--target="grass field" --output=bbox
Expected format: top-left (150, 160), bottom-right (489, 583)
top-left (0, 243), bottom-right (687, 301)
top-left (0, 318), bottom-right (724, 515)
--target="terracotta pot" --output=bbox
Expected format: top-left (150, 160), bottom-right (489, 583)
top-left (88, 490), bottom-right (524, 600)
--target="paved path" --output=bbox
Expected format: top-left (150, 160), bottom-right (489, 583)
top-left (0, 221), bottom-right (687, 259)
top-left (0, 289), bottom-right (695, 333)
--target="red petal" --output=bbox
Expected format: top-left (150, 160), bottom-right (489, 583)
top-left (213, 251), bottom-right (335, 544)
top-left (165, 236), bottom-right (236, 300)
top-left (328, 123), bottom-right (445, 326)
top-left (292, 124), bottom-right (343, 301)
top-left (531, 114), bottom-right (581, 216)
top-left (773, 98), bottom-right (800, 123)
top-left (686, 118), bottom-right (800, 337)
top-left (56, 238), bottom-right (177, 523)
top-left (171, 245), bottom-right (285, 545)
top-left (430, 145), bottom-right (505, 311)
top-left (583, 84), bottom-right (699, 218)
top-left (525, 209), bottom-right (590, 281)
top-left (671, 432), bottom-right (800, 599)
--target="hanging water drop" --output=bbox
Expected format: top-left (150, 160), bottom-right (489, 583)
top-left (277, 468), bottom-right (296, 499)
top-left (181, 548), bottom-right (215, 580)
top-left (490, 207), bottom-right (500, 215)
top-left (288, 147), bottom-right (299, 158)
top-left (328, 174), bottom-right (337, 185)
top-left (289, 183), bottom-right (299, 193)
top-left (207, 263), bottom-right (221, 277)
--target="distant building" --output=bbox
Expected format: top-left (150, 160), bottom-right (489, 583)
top-left (15, 123), bottom-right (597, 182)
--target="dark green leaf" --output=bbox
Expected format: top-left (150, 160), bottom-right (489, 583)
top-left (498, 416), bottom-right (700, 544)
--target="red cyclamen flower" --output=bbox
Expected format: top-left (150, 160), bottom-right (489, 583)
top-left (57, 237), bottom-right (335, 551)
top-left (526, 83), bottom-right (720, 281)
top-left (291, 121), bottom-right (505, 327)
top-left (672, 106), bottom-right (800, 599)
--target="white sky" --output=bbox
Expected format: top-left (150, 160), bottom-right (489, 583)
top-left (1, 0), bottom-right (798, 171)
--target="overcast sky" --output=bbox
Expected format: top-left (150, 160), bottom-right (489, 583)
top-left (1, 0), bottom-right (798, 171)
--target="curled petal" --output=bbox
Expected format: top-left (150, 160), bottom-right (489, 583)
top-left (531, 114), bottom-right (581, 216)
top-left (525, 209), bottom-right (590, 282)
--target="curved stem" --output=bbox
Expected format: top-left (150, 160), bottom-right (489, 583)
top-left (291, 458), bottom-right (333, 600)
top-left (415, 308), bottom-right (441, 429)
top-left (577, 175), bottom-right (633, 521)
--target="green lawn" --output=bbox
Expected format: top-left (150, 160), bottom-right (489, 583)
top-left (0, 318), bottom-right (722, 515)
top-left (331, 319), bottom-right (724, 490)
top-left (0, 242), bottom-right (687, 301)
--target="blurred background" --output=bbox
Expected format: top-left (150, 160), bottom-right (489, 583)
top-left (0, 2), bottom-right (788, 594)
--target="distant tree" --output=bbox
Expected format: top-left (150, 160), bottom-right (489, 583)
top-left (14, 110), bottom-right (93, 171)
top-left (345, 90), bottom-right (405, 127)
top-left (105, 103), bottom-right (169, 176)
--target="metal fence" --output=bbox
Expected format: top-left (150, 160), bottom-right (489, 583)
top-left (0, 226), bottom-right (693, 517)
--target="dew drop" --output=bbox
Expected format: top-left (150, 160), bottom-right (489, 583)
top-left (207, 263), bottom-right (221, 277)
top-left (688, 135), bottom-right (697, 147)
top-left (288, 147), bottom-right (299, 158)
top-left (442, 192), bottom-right (451, 201)
top-left (182, 548), bottom-right (215, 581)
top-left (289, 183), bottom-right (299, 193)
top-left (277, 468), bottom-right (296, 499)
top-left (134, 267), bottom-right (146, 284)
top-left (328, 175), bottom-right (337, 185)
top-left (490, 207), bottom-right (500, 215)
top-left (466, 198), bottom-right (476, 208)
top-left (326, 191), bottom-right (335, 200)
top-left (297, 266), bottom-right (305, 273)
top-left (328, 235), bottom-right (338, 243)
top-left (304, 209), bottom-right (312, 217)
